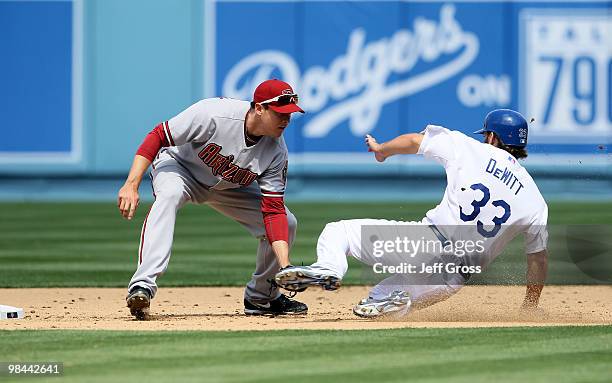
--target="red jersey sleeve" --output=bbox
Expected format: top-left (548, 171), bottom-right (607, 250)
top-left (260, 192), bottom-right (288, 243)
top-left (135, 122), bottom-right (172, 161)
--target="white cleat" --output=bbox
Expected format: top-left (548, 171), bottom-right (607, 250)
top-left (274, 266), bottom-right (341, 292)
top-left (353, 291), bottom-right (412, 319)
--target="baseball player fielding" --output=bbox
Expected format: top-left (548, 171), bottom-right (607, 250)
top-left (117, 79), bottom-right (307, 319)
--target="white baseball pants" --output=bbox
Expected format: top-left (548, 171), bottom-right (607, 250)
top-left (312, 219), bottom-right (464, 313)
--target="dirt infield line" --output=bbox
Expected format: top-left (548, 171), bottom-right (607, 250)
top-left (1, 286), bottom-right (610, 331)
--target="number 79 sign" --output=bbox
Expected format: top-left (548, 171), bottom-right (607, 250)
top-left (520, 9), bottom-right (611, 144)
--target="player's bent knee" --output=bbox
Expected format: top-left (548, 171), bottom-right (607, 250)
top-left (324, 221), bottom-right (342, 229)
top-left (323, 221), bottom-right (344, 234)
top-left (156, 186), bottom-right (189, 205)
top-left (287, 212), bottom-right (298, 232)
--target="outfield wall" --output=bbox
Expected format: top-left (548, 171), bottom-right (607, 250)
top-left (0, 1), bottom-right (609, 195)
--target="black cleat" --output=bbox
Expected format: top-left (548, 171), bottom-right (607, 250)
top-left (126, 287), bottom-right (151, 320)
top-left (244, 294), bottom-right (308, 316)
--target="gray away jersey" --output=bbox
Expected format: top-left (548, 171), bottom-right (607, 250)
top-left (417, 125), bottom-right (548, 268)
top-left (159, 98), bottom-right (288, 196)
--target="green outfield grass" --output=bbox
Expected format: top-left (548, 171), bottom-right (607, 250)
top-left (0, 202), bottom-right (610, 287)
top-left (1, 326), bottom-right (611, 383)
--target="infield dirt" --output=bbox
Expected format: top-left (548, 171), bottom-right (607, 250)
top-left (1, 286), bottom-right (610, 331)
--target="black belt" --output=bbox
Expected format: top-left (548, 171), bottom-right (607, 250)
top-left (428, 224), bottom-right (471, 282)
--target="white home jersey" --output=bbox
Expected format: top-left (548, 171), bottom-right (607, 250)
top-left (158, 98), bottom-right (288, 194)
top-left (417, 125), bottom-right (548, 268)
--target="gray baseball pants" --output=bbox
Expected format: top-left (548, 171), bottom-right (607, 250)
top-left (128, 156), bottom-right (296, 303)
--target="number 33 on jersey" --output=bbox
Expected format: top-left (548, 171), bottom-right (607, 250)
top-left (417, 125), bottom-right (548, 263)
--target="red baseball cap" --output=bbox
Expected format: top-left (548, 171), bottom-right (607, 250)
top-left (253, 79), bottom-right (304, 114)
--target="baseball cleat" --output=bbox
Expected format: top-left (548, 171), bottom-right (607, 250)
top-left (274, 266), bottom-right (341, 292)
top-left (353, 291), bottom-right (411, 319)
top-left (244, 294), bottom-right (308, 316)
top-left (126, 287), bottom-right (152, 320)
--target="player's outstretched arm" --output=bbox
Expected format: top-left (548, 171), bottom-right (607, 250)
top-left (365, 133), bottom-right (424, 162)
top-left (522, 249), bottom-right (548, 309)
top-left (118, 155), bottom-right (152, 220)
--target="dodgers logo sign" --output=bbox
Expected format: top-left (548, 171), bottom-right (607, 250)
top-left (223, 4), bottom-right (478, 138)
top-left (209, 0), bottom-right (610, 157)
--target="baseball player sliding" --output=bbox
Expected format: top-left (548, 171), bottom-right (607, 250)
top-left (118, 79), bottom-right (307, 319)
top-left (275, 109), bottom-right (549, 318)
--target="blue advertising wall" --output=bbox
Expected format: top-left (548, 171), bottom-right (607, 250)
top-left (0, 0), bottom-right (610, 187)
top-left (212, 0), bottom-right (611, 169)
top-left (0, 0), bottom-right (81, 165)
top-left (0, 0), bottom-right (199, 175)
